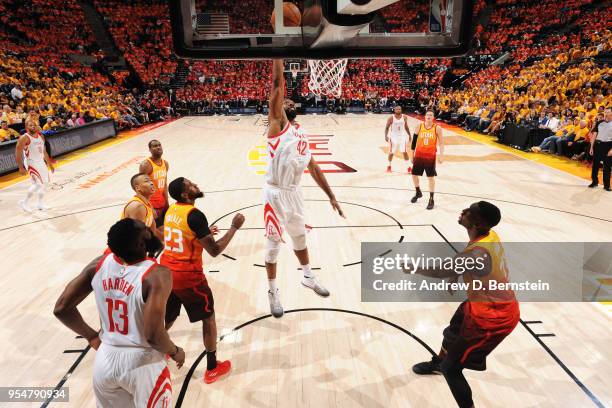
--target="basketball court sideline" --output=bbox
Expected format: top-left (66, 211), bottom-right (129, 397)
top-left (0, 114), bottom-right (610, 407)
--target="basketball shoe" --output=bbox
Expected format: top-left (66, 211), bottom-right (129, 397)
top-left (204, 360), bottom-right (231, 384)
top-left (412, 356), bottom-right (442, 375)
top-left (302, 276), bottom-right (330, 297)
top-left (268, 288), bottom-right (283, 318)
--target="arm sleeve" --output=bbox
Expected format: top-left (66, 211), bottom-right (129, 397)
top-left (187, 209), bottom-right (211, 239)
top-left (411, 132), bottom-right (418, 150)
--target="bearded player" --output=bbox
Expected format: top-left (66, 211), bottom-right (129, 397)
top-left (384, 105), bottom-right (412, 173)
top-left (265, 59), bottom-right (345, 318)
top-left (161, 177), bottom-right (245, 383)
top-left (15, 119), bottom-right (54, 212)
top-left (54, 219), bottom-right (185, 407)
top-left (407, 201), bottom-right (520, 408)
top-left (140, 140), bottom-right (169, 227)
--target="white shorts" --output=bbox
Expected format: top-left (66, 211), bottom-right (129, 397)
top-left (263, 184), bottom-right (307, 241)
top-left (389, 136), bottom-right (408, 154)
top-left (93, 343), bottom-right (171, 408)
top-left (27, 161), bottom-right (49, 185)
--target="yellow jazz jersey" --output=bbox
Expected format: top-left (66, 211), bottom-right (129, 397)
top-left (160, 203), bottom-right (204, 273)
top-left (121, 196), bottom-right (155, 228)
top-left (147, 158), bottom-right (168, 208)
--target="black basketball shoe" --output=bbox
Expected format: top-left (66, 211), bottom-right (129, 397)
top-left (412, 356), bottom-right (442, 375)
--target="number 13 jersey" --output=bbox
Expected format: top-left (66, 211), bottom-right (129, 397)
top-left (92, 253), bottom-right (157, 348)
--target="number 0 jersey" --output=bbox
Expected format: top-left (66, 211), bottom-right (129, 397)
top-left (92, 252), bottom-right (157, 348)
top-left (413, 123), bottom-right (438, 160)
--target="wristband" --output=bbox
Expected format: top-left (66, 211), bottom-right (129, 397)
top-left (169, 345), bottom-right (179, 357)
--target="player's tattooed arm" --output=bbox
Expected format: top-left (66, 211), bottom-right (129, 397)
top-left (307, 158), bottom-right (345, 218)
top-left (53, 256), bottom-right (103, 350)
top-left (199, 213), bottom-right (245, 257)
top-left (139, 159), bottom-right (152, 175)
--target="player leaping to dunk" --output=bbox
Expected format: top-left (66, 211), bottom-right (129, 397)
top-left (264, 59), bottom-right (345, 318)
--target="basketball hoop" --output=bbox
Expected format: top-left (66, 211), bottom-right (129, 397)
top-left (307, 59), bottom-right (347, 98)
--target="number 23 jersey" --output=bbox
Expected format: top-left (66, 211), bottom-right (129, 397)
top-left (160, 203), bottom-right (211, 289)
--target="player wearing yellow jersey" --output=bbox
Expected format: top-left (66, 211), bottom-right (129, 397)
top-left (410, 110), bottom-right (444, 210)
top-left (140, 140), bottom-right (169, 227)
top-left (161, 177), bottom-right (245, 384)
top-left (122, 173), bottom-right (164, 243)
top-left (409, 201), bottom-right (520, 408)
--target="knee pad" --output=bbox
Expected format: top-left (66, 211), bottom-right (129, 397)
top-left (265, 238), bottom-right (281, 264)
top-left (290, 234), bottom-right (307, 251)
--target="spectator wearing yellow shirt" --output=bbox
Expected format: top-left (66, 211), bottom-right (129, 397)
top-left (552, 118), bottom-right (579, 155)
top-left (0, 121), bottom-right (20, 142)
top-left (43, 117), bottom-right (58, 131)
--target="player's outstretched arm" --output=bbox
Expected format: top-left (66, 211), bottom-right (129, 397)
top-left (199, 213), bottom-right (245, 257)
top-left (307, 157), bottom-right (345, 218)
top-left (268, 59), bottom-right (287, 136)
top-left (143, 265), bottom-right (184, 368)
top-left (53, 256), bottom-right (102, 350)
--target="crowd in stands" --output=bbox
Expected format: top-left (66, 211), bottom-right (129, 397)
top-left (94, 0), bottom-right (177, 86)
top-left (433, 29), bottom-right (610, 161)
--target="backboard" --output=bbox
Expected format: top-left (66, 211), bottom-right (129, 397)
top-left (169, 0), bottom-right (474, 59)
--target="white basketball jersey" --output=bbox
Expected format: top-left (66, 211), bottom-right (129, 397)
top-left (92, 253), bottom-right (156, 348)
top-left (24, 133), bottom-right (45, 164)
top-left (265, 121), bottom-right (311, 189)
top-left (390, 114), bottom-right (407, 139)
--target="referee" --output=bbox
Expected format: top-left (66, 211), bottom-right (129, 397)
top-left (589, 108), bottom-right (612, 191)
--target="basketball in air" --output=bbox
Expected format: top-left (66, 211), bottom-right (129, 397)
top-left (271, 2), bottom-right (302, 29)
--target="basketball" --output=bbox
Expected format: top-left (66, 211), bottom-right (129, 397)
top-left (271, 2), bottom-right (302, 30)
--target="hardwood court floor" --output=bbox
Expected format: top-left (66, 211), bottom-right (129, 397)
top-left (0, 114), bottom-right (610, 408)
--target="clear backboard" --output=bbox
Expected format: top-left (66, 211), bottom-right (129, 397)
top-left (169, 0), bottom-right (474, 59)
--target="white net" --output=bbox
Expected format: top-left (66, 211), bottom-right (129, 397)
top-left (307, 59), bottom-right (347, 98)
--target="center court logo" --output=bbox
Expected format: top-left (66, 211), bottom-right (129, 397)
top-left (247, 133), bottom-right (357, 175)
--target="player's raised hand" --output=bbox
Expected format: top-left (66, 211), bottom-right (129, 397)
top-left (170, 346), bottom-right (185, 369)
top-left (330, 198), bottom-right (345, 218)
top-left (210, 225), bottom-right (219, 235)
top-left (231, 213), bottom-right (245, 229)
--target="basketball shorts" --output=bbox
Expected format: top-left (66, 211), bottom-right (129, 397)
top-left (27, 161), bottom-right (49, 185)
top-left (412, 156), bottom-right (437, 177)
top-left (389, 136), bottom-right (408, 154)
top-left (166, 278), bottom-right (215, 323)
top-left (263, 184), bottom-right (307, 242)
top-left (93, 343), bottom-right (171, 408)
top-left (441, 301), bottom-right (519, 371)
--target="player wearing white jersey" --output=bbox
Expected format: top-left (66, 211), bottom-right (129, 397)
top-left (54, 219), bottom-right (185, 408)
top-left (264, 61), bottom-right (345, 318)
top-left (384, 105), bottom-right (412, 173)
top-left (15, 119), bottom-right (54, 212)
